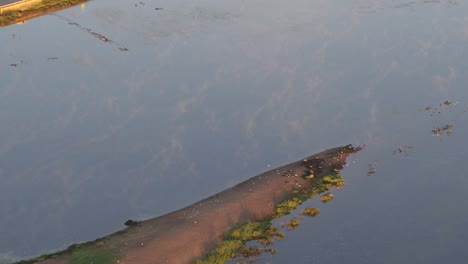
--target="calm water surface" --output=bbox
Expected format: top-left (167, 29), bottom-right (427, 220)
top-left (1, 0), bottom-right (468, 263)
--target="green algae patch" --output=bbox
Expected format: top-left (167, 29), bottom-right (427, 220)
top-left (196, 173), bottom-right (346, 263)
top-left (302, 207), bottom-right (320, 217)
top-left (275, 173), bottom-right (343, 218)
top-left (320, 193), bottom-right (334, 203)
top-left (14, 240), bottom-right (121, 264)
top-left (286, 219), bottom-right (300, 230)
top-left (323, 175), bottom-right (345, 188)
top-left (0, 0), bottom-right (88, 27)
top-left (195, 221), bottom-right (284, 264)
top-left (275, 196), bottom-right (307, 217)
top-left (14, 252), bottom-right (63, 264)
top-left (70, 247), bottom-right (120, 264)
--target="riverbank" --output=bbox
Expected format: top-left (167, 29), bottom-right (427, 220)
top-left (15, 145), bottom-right (360, 264)
top-left (0, 0), bottom-right (88, 27)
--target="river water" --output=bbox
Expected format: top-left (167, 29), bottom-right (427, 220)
top-left (1, 0), bottom-right (467, 263)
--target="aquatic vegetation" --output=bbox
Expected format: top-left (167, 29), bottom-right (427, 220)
top-left (195, 221), bottom-right (284, 264)
top-left (286, 219), bottom-right (300, 230)
top-left (302, 207), bottom-right (320, 217)
top-left (16, 173), bottom-right (349, 264)
top-left (320, 193), bottom-right (334, 203)
top-left (275, 197), bottom-right (306, 217)
top-left (275, 173), bottom-right (343, 217)
top-left (198, 173), bottom-right (346, 263)
top-left (323, 175), bottom-right (345, 188)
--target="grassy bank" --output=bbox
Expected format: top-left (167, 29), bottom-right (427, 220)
top-left (0, 0), bottom-right (88, 26)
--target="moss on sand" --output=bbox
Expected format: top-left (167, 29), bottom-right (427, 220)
top-left (195, 221), bottom-right (284, 264)
top-left (197, 173), bottom-right (345, 263)
top-left (70, 247), bottom-right (120, 264)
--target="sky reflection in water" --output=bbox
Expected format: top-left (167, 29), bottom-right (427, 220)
top-left (1, 0), bottom-right (468, 262)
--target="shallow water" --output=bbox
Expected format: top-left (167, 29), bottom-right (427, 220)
top-left (1, 0), bottom-right (468, 263)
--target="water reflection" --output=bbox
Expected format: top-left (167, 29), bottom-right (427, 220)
top-left (1, 0), bottom-right (468, 263)
top-left (0, 1), bottom-right (88, 27)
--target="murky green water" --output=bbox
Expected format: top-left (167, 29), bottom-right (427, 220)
top-left (1, 0), bottom-right (468, 263)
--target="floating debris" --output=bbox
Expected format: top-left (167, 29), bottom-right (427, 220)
top-left (367, 160), bottom-right (377, 176)
top-left (423, 100), bottom-right (459, 116)
top-left (9, 64), bottom-right (17, 67)
top-left (432, 123), bottom-right (453, 136)
top-left (393, 145), bottom-right (414, 156)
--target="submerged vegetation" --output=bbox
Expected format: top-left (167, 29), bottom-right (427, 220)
top-left (0, 0), bottom-right (88, 26)
top-left (195, 221), bottom-right (284, 264)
